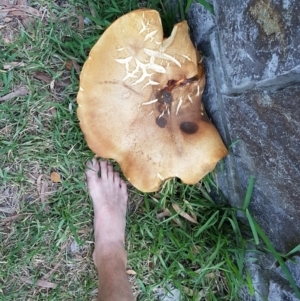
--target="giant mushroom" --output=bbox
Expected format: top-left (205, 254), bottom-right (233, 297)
top-left (77, 9), bottom-right (228, 192)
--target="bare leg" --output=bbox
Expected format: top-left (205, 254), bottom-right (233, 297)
top-left (85, 158), bottom-right (134, 301)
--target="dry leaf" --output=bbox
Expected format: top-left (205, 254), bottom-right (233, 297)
top-left (37, 174), bottom-right (50, 212)
top-left (156, 207), bottom-right (182, 227)
top-left (42, 262), bottom-right (61, 281)
top-left (184, 199), bottom-right (198, 222)
top-left (0, 86), bottom-right (29, 102)
top-left (72, 60), bottom-right (80, 73)
top-left (33, 71), bottom-right (52, 84)
top-left (3, 61), bottom-right (25, 70)
top-left (126, 269), bottom-right (137, 275)
top-left (65, 60), bottom-right (80, 73)
top-left (0, 0), bottom-right (13, 5)
top-left (2, 2), bottom-right (41, 28)
top-left (172, 203), bottom-right (198, 224)
top-left (17, 0), bottom-right (27, 5)
top-left (21, 277), bottom-right (58, 289)
top-left (48, 107), bottom-right (56, 115)
top-left (2, 6), bottom-right (40, 17)
top-left (190, 212), bottom-right (197, 222)
top-left (171, 218), bottom-right (183, 227)
top-left (88, 2), bottom-right (96, 18)
top-left (78, 14), bottom-right (84, 31)
top-left (50, 171), bottom-right (61, 183)
top-left (55, 78), bottom-right (71, 87)
top-left (192, 245), bottom-right (202, 255)
top-left (3, 36), bottom-right (11, 43)
top-left (3, 17), bottom-right (13, 22)
top-left (148, 261), bottom-right (154, 269)
top-left (65, 60), bottom-right (73, 70)
top-left (50, 79), bottom-right (55, 90)
top-left (0, 125), bottom-right (11, 135)
top-left (182, 286), bottom-right (194, 296)
top-left (156, 208), bottom-right (171, 219)
top-left (0, 214), bottom-right (24, 224)
top-left (205, 272), bottom-right (215, 279)
top-left (33, 72), bottom-right (71, 88)
top-left (0, 207), bottom-right (15, 214)
top-left (77, 227), bottom-right (92, 234)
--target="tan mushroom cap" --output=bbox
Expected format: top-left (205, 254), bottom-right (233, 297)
top-left (77, 9), bottom-right (228, 192)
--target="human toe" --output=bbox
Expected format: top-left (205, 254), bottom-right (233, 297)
top-left (100, 160), bottom-right (108, 179)
top-left (85, 157), bottom-right (100, 178)
top-left (106, 161), bottom-right (114, 180)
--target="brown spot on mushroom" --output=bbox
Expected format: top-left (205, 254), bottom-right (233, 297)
top-left (156, 116), bottom-right (167, 128)
top-left (158, 89), bottom-right (172, 104)
top-left (180, 122), bottom-right (199, 134)
top-left (77, 9), bottom-right (228, 192)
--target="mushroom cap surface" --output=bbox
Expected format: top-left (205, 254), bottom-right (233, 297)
top-left (77, 9), bottom-right (228, 192)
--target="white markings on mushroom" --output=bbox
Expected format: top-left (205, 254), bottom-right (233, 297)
top-left (196, 85), bottom-right (200, 97)
top-left (142, 99), bottom-right (158, 105)
top-left (116, 29), bottom-right (182, 88)
top-left (141, 78), bottom-right (159, 90)
top-left (188, 95), bottom-right (193, 103)
top-left (115, 56), bottom-right (133, 65)
top-left (160, 26), bottom-right (177, 52)
top-left (115, 56), bottom-right (133, 77)
top-left (157, 173), bottom-right (164, 181)
top-left (181, 54), bottom-right (192, 61)
top-left (148, 110), bottom-right (154, 116)
top-left (158, 110), bottom-right (165, 119)
top-left (144, 30), bottom-right (157, 42)
top-left (176, 97), bottom-right (183, 115)
top-left (131, 58), bottom-right (165, 85)
top-left (139, 21), bottom-right (148, 34)
top-left (79, 87), bottom-right (84, 92)
top-left (167, 108), bottom-right (170, 117)
top-left (144, 48), bottom-right (181, 67)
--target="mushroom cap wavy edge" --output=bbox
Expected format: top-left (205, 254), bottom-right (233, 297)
top-left (77, 9), bottom-right (228, 192)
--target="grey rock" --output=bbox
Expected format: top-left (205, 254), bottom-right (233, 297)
top-left (222, 86), bottom-right (300, 252)
top-left (276, 256), bottom-right (300, 288)
top-left (245, 250), bottom-right (271, 300)
top-left (268, 276), bottom-right (299, 301)
top-left (186, 0), bottom-right (300, 254)
top-left (213, 0), bottom-right (300, 91)
top-left (186, 1), bottom-right (300, 299)
top-left (186, 2), bottom-right (216, 52)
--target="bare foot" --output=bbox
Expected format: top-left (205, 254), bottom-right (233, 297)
top-left (85, 158), bottom-right (128, 262)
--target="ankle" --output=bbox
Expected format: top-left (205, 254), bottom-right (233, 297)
top-left (93, 241), bottom-right (127, 269)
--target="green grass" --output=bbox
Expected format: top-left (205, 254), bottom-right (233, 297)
top-left (1, 0), bottom-right (299, 300)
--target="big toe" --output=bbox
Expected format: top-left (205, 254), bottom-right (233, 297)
top-left (85, 157), bottom-right (100, 181)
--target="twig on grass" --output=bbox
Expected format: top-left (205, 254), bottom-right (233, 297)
top-left (0, 86), bottom-right (29, 102)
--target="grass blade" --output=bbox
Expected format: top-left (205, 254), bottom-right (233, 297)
top-left (243, 176), bottom-right (255, 210)
top-left (284, 244), bottom-right (300, 257)
top-left (194, 211), bottom-right (219, 237)
top-left (254, 220), bottom-right (300, 299)
top-left (245, 209), bottom-right (259, 245)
